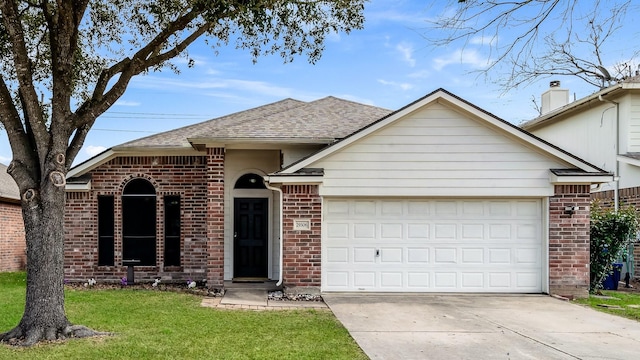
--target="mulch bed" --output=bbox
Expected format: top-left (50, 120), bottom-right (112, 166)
top-left (64, 282), bottom-right (224, 297)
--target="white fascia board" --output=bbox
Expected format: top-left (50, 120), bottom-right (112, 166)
top-left (521, 86), bottom-right (625, 131)
top-left (618, 155), bottom-right (640, 167)
top-left (265, 175), bottom-right (323, 185)
top-left (549, 173), bottom-right (614, 184)
top-left (67, 149), bottom-right (116, 178)
top-left (65, 181), bottom-right (91, 192)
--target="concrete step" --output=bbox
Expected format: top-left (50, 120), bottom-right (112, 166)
top-left (224, 280), bottom-right (281, 291)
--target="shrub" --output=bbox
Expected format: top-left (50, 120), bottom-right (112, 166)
top-left (590, 202), bottom-right (638, 293)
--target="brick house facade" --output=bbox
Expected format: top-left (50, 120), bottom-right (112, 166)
top-left (0, 200), bottom-right (25, 272)
top-left (0, 163), bottom-right (25, 272)
top-left (64, 90), bottom-right (612, 297)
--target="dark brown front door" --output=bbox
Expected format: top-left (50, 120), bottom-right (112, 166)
top-left (234, 198), bottom-right (268, 278)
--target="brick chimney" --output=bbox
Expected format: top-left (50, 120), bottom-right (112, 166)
top-left (541, 80), bottom-right (569, 115)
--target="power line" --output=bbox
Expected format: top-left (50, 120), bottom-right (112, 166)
top-left (92, 128), bottom-right (157, 133)
top-left (107, 111), bottom-right (210, 117)
top-left (100, 115), bottom-right (207, 120)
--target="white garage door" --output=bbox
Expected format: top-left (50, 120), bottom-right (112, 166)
top-left (322, 199), bottom-right (543, 293)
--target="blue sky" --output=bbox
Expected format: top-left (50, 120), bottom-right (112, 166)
top-left (0, 0), bottom-right (637, 165)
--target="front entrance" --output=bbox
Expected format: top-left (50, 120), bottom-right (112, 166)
top-left (234, 197), bottom-right (268, 278)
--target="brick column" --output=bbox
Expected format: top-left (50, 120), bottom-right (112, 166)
top-left (549, 185), bottom-right (591, 299)
top-left (282, 185), bottom-right (322, 290)
top-left (206, 148), bottom-right (225, 288)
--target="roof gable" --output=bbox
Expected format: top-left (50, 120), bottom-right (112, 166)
top-left (278, 88), bottom-right (607, 175)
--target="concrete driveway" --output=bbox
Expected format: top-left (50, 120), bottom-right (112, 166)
top-left (323, 294), bottom-right (640, 360)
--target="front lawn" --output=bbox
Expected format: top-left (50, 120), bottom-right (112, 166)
top-left (0, 272), bottom-right (366, 359)
top-left (574, 290), bottom-right (640, 322)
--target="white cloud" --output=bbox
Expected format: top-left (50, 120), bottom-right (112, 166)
top-left (115, 100), bottom-right (140, 107)
top-left (0, 155), bottom-right (11, 165)
top-left (377, 79), bottom-right (414, 91)
top-left (396, 42), bottom-right (416, 67)
top-left (365, 8), bottom-right (433, 26)
top-left (408, 69), bottom-right (430, 79)
top-left (433, 48), bottom-right (489, 71)
top-left (469, 35), bottom-right (497, 46)
top-left (85, 145), bottom-right (107, 157)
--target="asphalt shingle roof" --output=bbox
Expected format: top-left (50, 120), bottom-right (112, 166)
top-left (117, 97), bottom-right (391, 148)
top-left (0, 163), bottom-right (20, 202)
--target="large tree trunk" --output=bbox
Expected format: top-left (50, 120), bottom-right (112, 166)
top-left (0, 171), bottom-right (106, 346)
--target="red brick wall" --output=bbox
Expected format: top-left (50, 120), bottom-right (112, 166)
top-left (206, 148), bottom-right (225, 287)
top-left (281, 185), bottom-right (322, 288)
top-left (549, 185), bottom-right (591, 299)
top-left (0, 201), bottom-right (26, 272)
top-left (64, 155), bottom-right (208, 283)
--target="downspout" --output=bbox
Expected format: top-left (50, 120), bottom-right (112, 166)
top-left (264, 179), bottom-right (284, 286)
top-left (599, 95), bottom-right (620, 211)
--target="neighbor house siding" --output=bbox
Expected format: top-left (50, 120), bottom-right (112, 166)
top-left (0, 201), bottom-right (25, 272)
top-left (64, 155), bottom-right (208, 283)
top-left (627, 93), bottom-right (640, 152)
top-left (532, 103), bottom-right (617, 178)
top-left (314, 102), bottom-right (569, 197)
top-left (548, 185), bottom-right (591, 299)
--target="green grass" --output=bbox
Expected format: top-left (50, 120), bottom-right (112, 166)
top-left (574, 290), bottom-right (640, 322)
top-left (0, 272), bottom-right (366, 359)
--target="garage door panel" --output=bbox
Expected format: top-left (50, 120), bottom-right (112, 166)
top-left (354, 272), bottom-right (376, 287)
top-left (461, 248), bottom-right (484, 264)
top-left (326, 247), bottom-right (349, 263)
top-left (434, 272), bottom-right (457, 288)
top-left (354, 248), bottom-right (376, 263)
top-left (408, 248), bottom-right (429, 263)
top-left (380, 248), bottom-right (403, 263)
top-left (323, 198), bottom-right (543, 293)
top-left (461, 272), bottom-right (484, 288)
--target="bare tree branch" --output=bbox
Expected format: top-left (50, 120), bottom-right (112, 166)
top-left (429, 0), bottom-right (637, 91)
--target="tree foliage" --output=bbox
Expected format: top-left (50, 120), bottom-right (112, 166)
top-left (590, 202), bottom-right (638, 293)
top-left (429, 0), bottom-right (639, 90)
top-left (0, 0), bottom-right (365, 346)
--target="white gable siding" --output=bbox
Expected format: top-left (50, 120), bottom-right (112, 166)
top-left (629, 93), bottom-right (640, 153)
top-left (312, 102), bottom-right (568, 197)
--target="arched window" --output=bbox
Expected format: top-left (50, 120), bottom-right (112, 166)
top-left (122, 179), bottom-right (156, 266)
top-left (234, 173), bottom-right (266, 189)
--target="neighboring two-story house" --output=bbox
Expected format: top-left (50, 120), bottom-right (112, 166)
top-left (521, 76), bottom-right (640, 277)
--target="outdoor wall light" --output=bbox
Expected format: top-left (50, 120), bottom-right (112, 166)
top-left (564, 206), bottom-right (579, 215)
